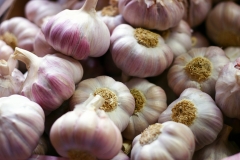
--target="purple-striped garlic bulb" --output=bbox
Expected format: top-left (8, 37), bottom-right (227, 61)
top-left (0, 39), bottom-right (14, 61)
top-left (97, 0), bottom-right (126, 34)
top-left (33, 30), bottom-right (56, 57)
top-left (50, 95), bottom-right (122, 160)
top-left (70, 75), bottom-right (135, 132)
top-left (119, 0), bottom-right (185, 31)
top-left (158, 88), bottom-right (223, 150)
top-left (42, 0), bottom-right (110, 60)
top-left (215, 57), bottom-right (240, 119)
top-left (0, 17), bottom-right (40, 52)
top-left (224, 47), bottom-right (240, 62)
top-left (0, 94), bottom-right (45, 160)
top-left (110, 24), bottom-right (173, 80)
top-left (0, 58), bottom-right (24, 97)
top-left (131, 121), bottom-right (195, 160)
top-left (167, 46), bottom-right (230, 97)
top-left (11, 47), bottom-right (83, 115)
top-left (191, 31), bottom-right (210, 48)
top-left (122, 78), bottom-right (167, 140)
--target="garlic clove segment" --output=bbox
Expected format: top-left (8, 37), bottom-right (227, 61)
top-left (0, 39), bottom-right (14, 61)
top-left (42, 0), bottom-right (111, 60)
top-left (158, 88), bottom-right (223, 150)
top-left (11, 47), bottom-right (83, 115)
top-left (70, 75), bottom-right (135, 132)
top-left (122, 78), bottom-right (167, 140)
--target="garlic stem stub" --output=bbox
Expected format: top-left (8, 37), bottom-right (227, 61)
top-left (158, 88), bottom-right (223, 150)
top-left (42, 0), bottom-right (110, 60)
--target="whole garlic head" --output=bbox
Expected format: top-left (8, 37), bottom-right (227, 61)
top-left (158, 88), bottom-right (223, 150)
top-left (131, 121), bottom-right (195, 160)
top-left (167, 46), bottom-right (230, 97)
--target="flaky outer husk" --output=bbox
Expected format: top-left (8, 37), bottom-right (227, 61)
top-left (206, 1), bottom-right (240, 47)
top-left (158, 88), bottom-right (223, 151)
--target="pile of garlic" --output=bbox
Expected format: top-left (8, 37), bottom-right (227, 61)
top-left (0, 0), bottom-right (240, 159)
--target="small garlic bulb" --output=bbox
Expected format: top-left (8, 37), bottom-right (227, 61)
top-left (122, 78), bottom-right (167, 140)
top-left (50, 95), bottom-right (123, 160)
top-left (192, 125), bottom-right (240, 160)
top-left (70, 75), bottom-right (135, 132)
top-left (167, 46), bottom-right (230, 97)
top-left (42, 0), bottom-right (110, 60)
top-left (110, 24), bottom-right (173, 79)
top-left (119, 0), bottom-right (185, 31)
top-left (0, 39), bottom-right (14, 61)
top-left (224, 47), bottom-right (240, 62)
top-left (158, 88), bottom-right (223, 150)
top-left (131, 121), bottom-right (195, 160)
top-left (206, 1), bottom-right (240, 47)
top-left (215, 57), bottom-right (240, 119)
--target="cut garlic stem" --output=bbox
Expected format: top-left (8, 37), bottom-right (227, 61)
top-left (0, 59), bottom-right (9, 76)
top-left (121, 72), bottom-right (131, 83)
top-left (82, 0), bottom-right (98, 12)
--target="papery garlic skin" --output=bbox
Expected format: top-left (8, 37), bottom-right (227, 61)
top-left (131, 122), bottom-right (195, 160)
top-left (206, 1), bottom-right (240, 47)
top-left (224, 47), bottom-right (240, 62)
top-left (0, 40), bottom-right (14, 60)
top-left (0, 95), bottom-right (45, 160)
top-left (0, 17), bottom-right (40, 52)
top-left (42, 0), bottom-right (110, 60)
top-left (110, 24), bottom-right (173, 78)
top-left (50, 95), bottom-right (122, 160)
top-left (119, 0), bottom-right (185, 31)
top-left (122, 78), bottom-right (167, 140)
top-left (12, 47), bottom-right (83, 115)
top-left (158, 88), bottom-right (223, 150)
top-left (70, 75), bottom-right (135, 132)
top-left (215, 58), bottom-right (240, 119)
top-left (167, 46), bottom-right (230, 97)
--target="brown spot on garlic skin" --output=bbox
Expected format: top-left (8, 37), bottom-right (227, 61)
top-left (134, 28), bottom-right (159, 48)
top-left (0, 32), bottom-right (18, 50)
top-left (139, 123), bottom-right (162, 145)
top-left (185, 56), bottom-right (212, 82)
top-left (68, 150), bottom-right (96, 160)
top-left (171, 99), bottom-right (197, 126)
top-left (93, 88), bottom-right (118, 112)
top-left (130, 89), bottom-right (146, 114)
top-left (101, 5), bottom-right (119, 17)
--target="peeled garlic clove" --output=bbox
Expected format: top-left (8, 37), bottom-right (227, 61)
top-left (70, 75), bottom-right (135, 132)
top-left (206, 1), bottom-right (240, 47)
top-left (224, 47), bottom-right (240, 62)
top-left (0, 94), bottom-right (45, 160)
top-left (42, 0), bottom-right (110, 60)
top-left (192, 124), bottom-right (240, 160)
top-left (215, 57), bottom-right (240, 119)
top-left (122, 78), bottom-right (167, 140)
top-left (11, 47), bottom-right (83, 115)
top-left (119, 0), bottom-right (185, 31)
top-left (167, 46), bottom-right (230, 97)
top-left (131, 121), bottom-right (195, 160)
top-left (158, 88), bottom-right (223, 150)
top-left (110, 24), bottom-right (173, 78)
top-left (50, 95), bottom-right (122, 160)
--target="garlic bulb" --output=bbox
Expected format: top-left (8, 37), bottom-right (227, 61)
top-left (110, 24), bottom-right (173, 79)
top-left (33, 30), bottom-right (56, 57)
top-left (0, 17), bottom-right (40, 52)
top-left (159, 20), bottom-right (192, 57)
top-left (0, 58), bottom-right (24, 97)
top-left (70, 75), bottom-right (135, 132)
top-left (11, 47), bottom-right (83, 115)
top-left (42, 0), bottom-right (110, 60)
top-left (183, 0), bottom-right (212, 28)
top-left (119, 0), bottom-right (185, 31)
top-left (167, 46), bottom-right (230, 97)
top-left (224, 47), bottom-right (240, 62)
top-left (206, 1), bottom-right (240, 47)
top-left (0, 94), bottom-right (45, 160)
top-left (192, 125), bottom-right (240, 160)
top-left (97, 0), bottom-right (126, 34)
top-left (122, 78), bottom-right (167, 140)
top-left (158, 88), bottom-right (223, 150)
top-left (191, 31), bottom-right (210, 48)
top-left (215, 57), bottom-right (240, 119)
top-left (0, 39), bottom-right (14, 61)
top-left (50, 94), bottom-right (123, 160)
top-left (131, 121), bottom-right (195, 160)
